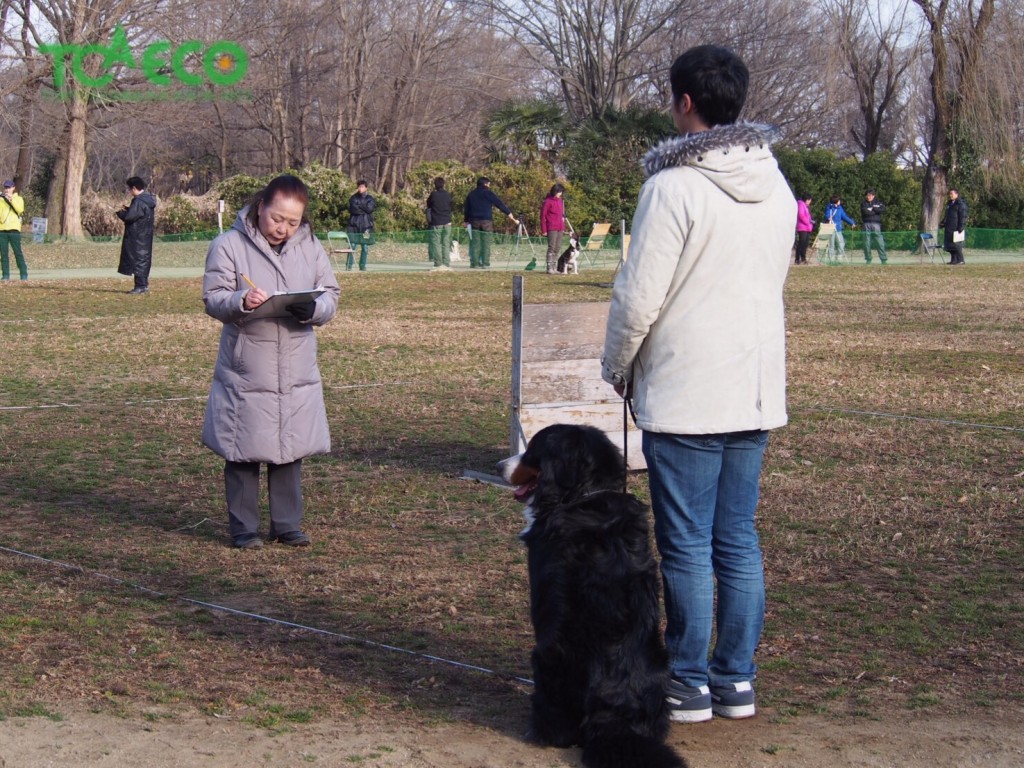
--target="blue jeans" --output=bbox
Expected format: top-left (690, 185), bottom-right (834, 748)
top-left (643, 429), bottom-right (768, 689)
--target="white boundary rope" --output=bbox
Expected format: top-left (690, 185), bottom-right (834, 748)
top-left (0, 544), bottom-right (534, 687)
top-left (796, 406), bottom-right (1024, 433)
top-left (1, 389), bottom-right (1020, 434)
top-left (0, 396), bottom-right (207, 412)
top-left (0, 384), bottom-right (418, 412)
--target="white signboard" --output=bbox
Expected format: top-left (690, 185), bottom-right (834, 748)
top-left (31, 217), bottom-right (47, 244)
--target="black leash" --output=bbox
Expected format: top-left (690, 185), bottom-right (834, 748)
top-left (623, 396), bottom-right (629, 493)
top-left (622, 395), bottom-right (638, 494)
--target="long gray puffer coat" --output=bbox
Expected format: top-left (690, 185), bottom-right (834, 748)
top-left (202, 208), bottom-right (341, 465)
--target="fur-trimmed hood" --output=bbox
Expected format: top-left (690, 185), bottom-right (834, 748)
top-left (642, 122), bottom-right (782, 203)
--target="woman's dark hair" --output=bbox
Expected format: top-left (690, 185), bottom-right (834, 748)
top-left (434, 177), bottom-right (446, 190)
top-left (670, 45), bottom-right (748, 127)
top-left (548, 183), bottom-right (565, 197)
top-left (246, 174), bottom-right (310, 229)
top-left (830, 195), bottom-right (841, 204)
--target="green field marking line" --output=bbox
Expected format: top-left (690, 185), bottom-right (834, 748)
top-left (0, 544), bottom-right (534, 687)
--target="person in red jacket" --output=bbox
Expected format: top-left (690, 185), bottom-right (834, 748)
top-left (794, 193), bottom-right (813, 264)
top-left (540, 183), bottom-right (567, 274)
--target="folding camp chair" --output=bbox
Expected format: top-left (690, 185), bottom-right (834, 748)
top-left (812, 222), bottom-right (836, 265)
top-left (581, 222), bottom-right (611, 268)
top-left (326, 231), bottom-right (354, 271)
top-left (919, 231), bottom-right (942, 263)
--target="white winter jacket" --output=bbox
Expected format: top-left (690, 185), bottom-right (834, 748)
top-left (602, 123), bottom-right (796, 434)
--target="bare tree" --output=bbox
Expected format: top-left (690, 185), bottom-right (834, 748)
top-left (824, 0), bottom-right (920, 156)
top-left (8, 0), bottom-right (166, 235)
top-left (651, 0), bottom-right (826, 145)
top-left (961, 8), bottom-right (1024, 180)
top-left (912, 0), bottom-right (996, 230)
top-left (467, 0), bottom-right (695, 121)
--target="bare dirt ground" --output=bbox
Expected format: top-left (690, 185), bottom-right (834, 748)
top-left (3, 704), bottom-right (1024, 768)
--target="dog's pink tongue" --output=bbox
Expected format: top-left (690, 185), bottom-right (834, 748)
top-left (513, 482), bottom-right (536, 503)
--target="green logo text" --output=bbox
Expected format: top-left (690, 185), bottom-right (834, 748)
top-left (41, 27), bottom-right (249, 93)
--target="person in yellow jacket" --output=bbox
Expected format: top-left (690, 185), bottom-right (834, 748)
top-left (0, 179), bottom-right (28, 282)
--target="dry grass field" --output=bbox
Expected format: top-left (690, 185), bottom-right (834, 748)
top-left (1, 254), bottom-right (1022, 766)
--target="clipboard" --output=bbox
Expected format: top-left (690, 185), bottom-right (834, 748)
top-left (247, 288), bottom-right (327, 319)
top-left (952, 230), bottom-right (965, 243)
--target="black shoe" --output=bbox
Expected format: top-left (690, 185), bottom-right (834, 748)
top-left (128, 287), bottom-right (149, 294)
top-left (270, 530), bottom-right (310, 547)
top-left (233, 534), bottom-right (264, 549)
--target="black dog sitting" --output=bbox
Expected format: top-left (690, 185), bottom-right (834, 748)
top-left (556, 233), bottom-right (581, 274)
top-left (497, 424), bottom-right (686, 768)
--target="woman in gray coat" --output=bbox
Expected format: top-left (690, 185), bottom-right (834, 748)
top-left (202, 175), bottom-right (341, 548)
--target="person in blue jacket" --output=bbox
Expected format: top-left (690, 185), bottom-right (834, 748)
top-left (823, 195), bottom-right (855, 261)
top-left (463, 177), bottom-right (519, 268)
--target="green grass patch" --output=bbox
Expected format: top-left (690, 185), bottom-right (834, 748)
top-left (0, 264), bottom-right (1022, 726)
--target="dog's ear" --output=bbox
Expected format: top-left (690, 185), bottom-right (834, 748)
top-left (534, 426), bottom-right (624, 502)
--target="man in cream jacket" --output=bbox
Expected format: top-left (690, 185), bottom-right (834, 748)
top-left (602, 46), bottom-right (796, 725)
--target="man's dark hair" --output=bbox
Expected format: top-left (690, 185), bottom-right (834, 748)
top-left (477, 177), bottom-right (490, 187)
top-left (866, 189), bottom-right (876, 196)
top-left (669, 45), bottom-right (748, 127)
top-left (356, 179), bottom-right (368, 187)
top-left (830, 195), bottom-right (841, 204)
top-left (434, 177), bottom-right (446, 190)
top-left (126, 176), bottom-right (146, 191)
top-left (246, 174), bottom-right (310, 229)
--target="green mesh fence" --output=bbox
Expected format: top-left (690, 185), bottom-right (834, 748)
top-left (24, 227), bottom-right (1024, 273)
top-left (842, 228), bottom-right (1024, 252)
top-left (32, 227), bottom-right (1024, 251)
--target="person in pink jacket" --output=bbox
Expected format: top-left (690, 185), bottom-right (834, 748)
top-left (795, 193), bottom-right (813, 264)
top-left (540, 183), bottom-right (566, 274)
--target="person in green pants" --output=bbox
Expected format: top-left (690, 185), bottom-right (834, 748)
top-left (860, 189), bottom-right (887, 264)
top-left (0, 179), bottom-right (28, 281)
top-left (346, 180), bottom-right (376, 271)
top-left (463, 177), bottom-right (519, 268)
top-left (426, 177), bottom-right (453, 270)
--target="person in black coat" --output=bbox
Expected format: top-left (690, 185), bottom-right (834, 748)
top-left (426, 177), bottom-right (453, 269)
top-left (346, 180), bottom-right (376, 271)
top-left (940, 188), bottom-right (968, 265)
top-left (860, 189), bottom-right (887, 264)
top-left (116, 176), bottom-right (157, 294)
top-left (463, 177), bottom-right (519, 268)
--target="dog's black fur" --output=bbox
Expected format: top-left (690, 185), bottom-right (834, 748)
top-left (556, 233), bottom-right (581, 274)
top-left (497, 424), bottom-right (686, 768)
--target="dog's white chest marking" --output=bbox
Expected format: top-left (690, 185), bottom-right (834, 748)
top-left (520, 504), bottom-right (537, 538)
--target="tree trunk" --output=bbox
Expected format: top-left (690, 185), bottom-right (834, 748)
top-left (14, 89), bottom-right (37, 189)
top-left (45, 141), bottom-right (68, 234)
top-left (61, 89), bottom-right (88, 237)
top-left (920, 162), bottom-right (947, 233)
top-left (212, 101), bottom-right (229, 178)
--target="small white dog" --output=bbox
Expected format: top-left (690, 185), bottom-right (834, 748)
top-left (450, 240), bottom-right (462, 262)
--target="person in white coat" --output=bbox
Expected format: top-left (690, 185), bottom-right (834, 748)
top-left (602, 46), bottom-right (795, 724)
top-left (202, 174), bottom-right (341, 549)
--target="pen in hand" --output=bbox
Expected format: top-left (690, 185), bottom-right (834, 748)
top-left (241, 274), bottom-right (267, 310)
